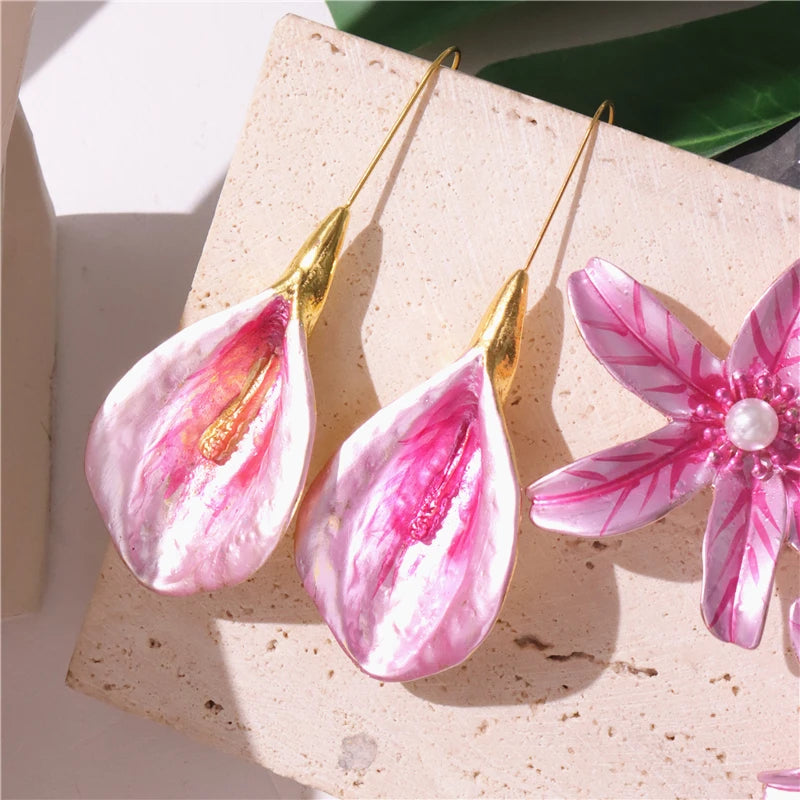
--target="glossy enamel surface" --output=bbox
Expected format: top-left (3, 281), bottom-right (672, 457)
top-left (86, 289), bottom-right (314, 594)
top-left (86, 207), bottom-right (349, 595)
top-left (758, 769), bottom-right (800, 796)
top-left (701, 470), bottom-right (786, 649)
top-left (529, 258), bottom-right (800, 649)
top-left (295, 349), bottom-right (519, 681)
top-left (531, 420), bottom-right (714, 536)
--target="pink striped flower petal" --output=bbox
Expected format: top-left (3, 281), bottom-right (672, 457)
top-left (790, 598), bottom-right (800, 660)
top-left (86, 289), bottom-right (314, 595)
top-left (787, 474), bottom-right (800, 552)
top-left (568, 258), bottom-right (726, 419)
top-left (728, 259), bottom-right (800, 384)
top-left (295, 349), bottom-right (519, 682)
top-left (701, 469), bottom-right (787, 648)
top-left (528, 421), bottom-right (714, 536)
top-left (758, 769), bottom-right (800, 797)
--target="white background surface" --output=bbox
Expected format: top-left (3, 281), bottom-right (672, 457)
top-left (6, 4), bottom-right (335, 797)
top-left (3, 2), bottom-right (759, 798)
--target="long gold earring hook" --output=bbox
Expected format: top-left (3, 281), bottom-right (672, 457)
top-left (523, 100), bottom-right (614, 272)
top-left (471, 100), bottom-right (614, 402)
top-left (274, 46), bottom-right (461, 334)
top-left (345, 46), bottom-right (461, 209)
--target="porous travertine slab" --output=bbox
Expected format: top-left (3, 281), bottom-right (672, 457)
top-left (69, 15), bottom-right (800, 799)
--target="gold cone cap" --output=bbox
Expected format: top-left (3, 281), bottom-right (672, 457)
top-left (273, 206), bottom-right (350, 333)
top-left (468, 269), bottom-right (528, 403)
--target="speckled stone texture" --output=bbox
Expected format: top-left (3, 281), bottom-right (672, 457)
top-left (69, 15), bottom-right (800, 799)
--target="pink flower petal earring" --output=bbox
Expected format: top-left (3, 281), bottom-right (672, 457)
top-left (295, 101), bottom-right (615, 682)
top-left (527, 257), bottom-right (800, 650)
top-left (84, 48), bottom-right (461, 596)
top-left (755, 598), bottom-right (800, 797)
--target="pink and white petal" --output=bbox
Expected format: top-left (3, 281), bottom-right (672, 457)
top-left (758, 769), bottom-right (800, 797)
top-left (86, 289), bottom-right (314, 595)
top-left (295, 348), bottom-right (519, 682)
top-left (728, 259), bottom-right (800, 385)
top-left (786, 475), bottom-right (800, 552)
top-left (528, 421), bottom-right (713, 536)
top-left (701, 470), bottom-right (787, 649)
top-left (790, 599), bottom-right (800, 661)
top-left (568, 258), bottom-right (725, 419)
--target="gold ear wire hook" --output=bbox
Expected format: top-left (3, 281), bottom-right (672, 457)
top-left (523, 100), bottom-right (614, 272)
top-left (472, 100), bottom-right (614, 401)
top-left (345, 46), bottom-right (461, 209)
top-left (274, 46), bottom-right (461, 334)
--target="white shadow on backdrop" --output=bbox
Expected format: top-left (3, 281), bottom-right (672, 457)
top-left (23, 1), bottom-right (105, 78)
top-left (2, 181), bottom-right (319, 798)
top-left (6, 1), bottom-right (334, 794)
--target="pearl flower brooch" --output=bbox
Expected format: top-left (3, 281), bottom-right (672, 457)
top-left (528, 258), bottom-right (799, 649)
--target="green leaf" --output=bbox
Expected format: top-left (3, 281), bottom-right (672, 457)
top-left (326, 1), bottom-right (515, 53)
top-left (477, 2), bottom-right (800, 158)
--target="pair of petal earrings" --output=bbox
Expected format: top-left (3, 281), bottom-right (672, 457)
top-left (86, 46), bottom-right (798, 683)
top-left (86, 47), bottom-right (462, 595)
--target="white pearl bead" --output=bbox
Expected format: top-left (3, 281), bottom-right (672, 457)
top-left (725, 398), bottom-right (779, 451)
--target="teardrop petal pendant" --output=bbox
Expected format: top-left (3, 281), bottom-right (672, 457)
top-left (295, 101), bottom-right (613, 679)
top-left (295, 272), bottom-right (527, 680)
top-left (86, 208), bottom-right (349, 594)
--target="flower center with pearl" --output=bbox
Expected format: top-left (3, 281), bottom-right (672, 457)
top-left (724, 398), bottom-right (780, 451)
top-left (691, 369), bottom-right (799, 480)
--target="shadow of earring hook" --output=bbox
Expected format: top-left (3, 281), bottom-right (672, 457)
top-left (345, 46), bottom-right (461, 211)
